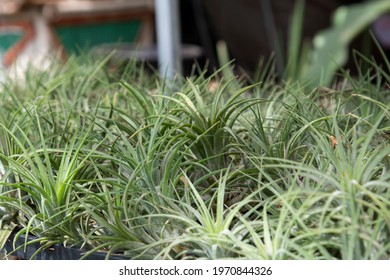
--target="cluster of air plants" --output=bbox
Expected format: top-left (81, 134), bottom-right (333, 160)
top-left (0, 51), bottom-right (389, 259)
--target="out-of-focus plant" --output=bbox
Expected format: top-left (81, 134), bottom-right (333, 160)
top-left (266, 0), bottom-right (390, 87)
top-left (301, 0), bottom-right (390, 88)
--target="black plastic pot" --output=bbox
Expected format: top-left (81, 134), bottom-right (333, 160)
top-left (3, 233), bottom-right (126, 260)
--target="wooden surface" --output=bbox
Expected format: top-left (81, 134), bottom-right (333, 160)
top-left (0, 0), bottom-right (25, 15)
top-left (43, 0), bottom-right (154, 15)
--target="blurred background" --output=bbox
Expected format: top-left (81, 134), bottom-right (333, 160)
top-left (0, 0), bottom-right (389, 82)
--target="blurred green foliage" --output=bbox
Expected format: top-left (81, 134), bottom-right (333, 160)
top-left (290, 0), bottom-right (390, 88)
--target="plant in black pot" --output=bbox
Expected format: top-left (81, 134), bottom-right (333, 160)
top-left (0, 58), bottom-right (132, 260)
top-left (0, 121), bottom-right (110, 259)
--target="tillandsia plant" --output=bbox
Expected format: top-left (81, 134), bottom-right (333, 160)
top-left (0, 49), bottom-right (389, 259)
top-left (0, 55), bottom-right (122, 256)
